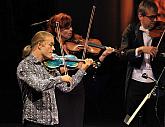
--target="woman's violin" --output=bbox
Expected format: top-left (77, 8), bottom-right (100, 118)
top-left (64, 37), bottom-right (106, 55)
top-left (64, 37), bottom-right (122, 56)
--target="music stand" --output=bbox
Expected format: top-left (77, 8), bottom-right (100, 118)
top-left (124, 66), bottom-right (165, 125)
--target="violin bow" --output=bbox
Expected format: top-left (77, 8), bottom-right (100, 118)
top-left (82, 5), bottom-right (96, 59)
top-left (56, 22), bottom-right (68, 75)
top-left (156, 29), bottom-right (165, 48)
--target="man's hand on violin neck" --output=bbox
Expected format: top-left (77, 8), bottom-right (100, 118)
top-left (80, 58), bottom-right (94, 71)
top-left (85, 58), bottom-right (94, 66)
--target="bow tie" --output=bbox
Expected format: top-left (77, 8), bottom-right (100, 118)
top-left (139, 26), bottom-right (149, 35)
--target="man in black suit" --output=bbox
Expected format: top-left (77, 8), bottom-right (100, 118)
top-left (120, 0), bottom-right (165, 127)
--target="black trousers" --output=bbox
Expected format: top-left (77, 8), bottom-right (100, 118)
top-left (23, 120), bottom-right (59, 127)
top-left (125, 79), bottom-right (160, 127)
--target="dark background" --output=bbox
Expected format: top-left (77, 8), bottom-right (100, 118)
top-left (0, 0), bottom-right (146, 126)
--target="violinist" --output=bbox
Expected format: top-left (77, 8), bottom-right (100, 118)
top-left (16, 31), bottom-right (93, 127)
top-left (46, 12), bottom-right (114, 127)
top-left (120, 1), bottom-right (165, 127)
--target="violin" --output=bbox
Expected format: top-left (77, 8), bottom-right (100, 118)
top-left (64, 38), bottom-right (103, 55)
top-left (44, 53), bottom-right (85, 69)
top-left (149, 21), bottom-right (165, 38)
top-left (64, 36), bottom-right (124, 56)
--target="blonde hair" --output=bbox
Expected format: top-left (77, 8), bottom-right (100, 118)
top-left (22, 31), bottom-right (54, 58)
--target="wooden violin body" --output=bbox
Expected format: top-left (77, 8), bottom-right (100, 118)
top-left (64, 34), bottom-right (105, 55)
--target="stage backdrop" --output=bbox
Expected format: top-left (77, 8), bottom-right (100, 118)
top-left (0, 0), bottom-right (144, 124)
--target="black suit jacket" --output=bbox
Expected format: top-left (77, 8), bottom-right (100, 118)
top-left (120, 22), bottom-right (165, 97)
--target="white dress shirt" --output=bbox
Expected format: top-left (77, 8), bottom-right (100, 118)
top-left (131, 26), bottom-right (155, 83)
